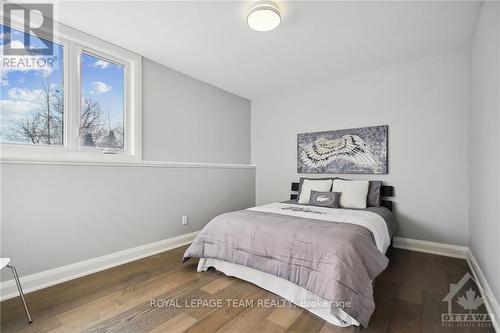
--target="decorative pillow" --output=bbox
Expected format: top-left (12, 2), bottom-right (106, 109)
top-left (298, 179), bottom-right (333, 204)
top-left (332, 179), bottom-right (369, 209)
top-left (308, 191), bottom-right (341, 208)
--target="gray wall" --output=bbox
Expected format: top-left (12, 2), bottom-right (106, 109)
top-left (252, 51), bottom-right (470, 246)
top-left (142, 59), bottom-right (251, 163)
top-left (0, 59), bottom-right (254, 279)
top-left (469, 2), bottom-right (500, 301)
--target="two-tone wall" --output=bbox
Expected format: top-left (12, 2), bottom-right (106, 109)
top-left (0, 59), bottom-right (255, 282)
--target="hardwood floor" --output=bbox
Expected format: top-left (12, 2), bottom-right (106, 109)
top-left (0, 246), bottom-right (495, 333)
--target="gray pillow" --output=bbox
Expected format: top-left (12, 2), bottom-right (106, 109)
top-left (367, 181), bottom-right (382, 207)
top-left (308, 191), bottom-right (341, 208)
top-left (336, 178), bottom-right (382, 207)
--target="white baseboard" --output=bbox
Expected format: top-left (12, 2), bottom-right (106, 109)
top-left (392, 237), bottom-right (468, 259)
top-left (467, 249), bottom-right (500, 333)
top-left (0, 231), bottom-right (199, 301)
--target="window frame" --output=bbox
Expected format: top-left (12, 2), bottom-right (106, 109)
top-left (0, 12), bottom-right (142, 163)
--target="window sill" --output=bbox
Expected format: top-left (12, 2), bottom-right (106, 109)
top-left (0, 148), bottom-right (141, 165)
top-left (0, 158), bottom-right (257, 169)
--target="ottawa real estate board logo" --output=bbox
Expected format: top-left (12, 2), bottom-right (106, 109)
top-left (441, 272), bottom-right (495, 328)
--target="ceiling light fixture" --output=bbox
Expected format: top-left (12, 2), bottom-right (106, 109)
top-left (247, 1), bottom-right (281, 32)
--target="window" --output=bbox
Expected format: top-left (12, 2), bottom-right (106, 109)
top-left (80, 52), bottom-right (125, 151)
top-left (1, 15), bottom-right (141, 163)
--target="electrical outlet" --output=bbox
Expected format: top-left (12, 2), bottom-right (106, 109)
top-left (182, 216), bottom-right (188, 225)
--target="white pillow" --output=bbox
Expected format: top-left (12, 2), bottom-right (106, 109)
top-left (332, 179), bottom-right (369, 209)
top-left (298, 179), bottom-right (333, 204)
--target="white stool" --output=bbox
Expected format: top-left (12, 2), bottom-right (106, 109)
top-left (1, 258), bottom-right (32, 323)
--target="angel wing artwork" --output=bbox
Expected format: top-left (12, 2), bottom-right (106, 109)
top-left (297, 126), bottom-right (387, 174)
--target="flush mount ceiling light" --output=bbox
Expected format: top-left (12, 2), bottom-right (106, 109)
top-left (247, 1), bottom-right (281, 32)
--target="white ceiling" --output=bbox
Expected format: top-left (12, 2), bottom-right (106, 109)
top-left (55, 1), bottom-right (482, 99)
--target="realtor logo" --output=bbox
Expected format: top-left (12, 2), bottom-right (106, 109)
top-left (3, 3), bottom-right (54, 55)
top-left (441, 272), bottom-right (494, 328)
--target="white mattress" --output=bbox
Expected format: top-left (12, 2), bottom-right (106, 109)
top-left (197, 257), bottom-right (360, 327)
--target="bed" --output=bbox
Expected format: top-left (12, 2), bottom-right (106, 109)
top-left (183, 181), bottom-right (396, 327)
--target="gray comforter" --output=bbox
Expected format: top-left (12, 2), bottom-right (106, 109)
top-left (183, 205), bottom-right (393, 326)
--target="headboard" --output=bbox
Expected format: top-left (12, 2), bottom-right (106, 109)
top-left (290, 182), bottom-right (395, 211)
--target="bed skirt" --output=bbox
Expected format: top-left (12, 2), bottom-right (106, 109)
top-left (197, 257), bottom-right (360, 327)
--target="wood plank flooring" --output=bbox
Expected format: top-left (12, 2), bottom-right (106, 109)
top-left (0, 246), bottom-right (495, 333)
